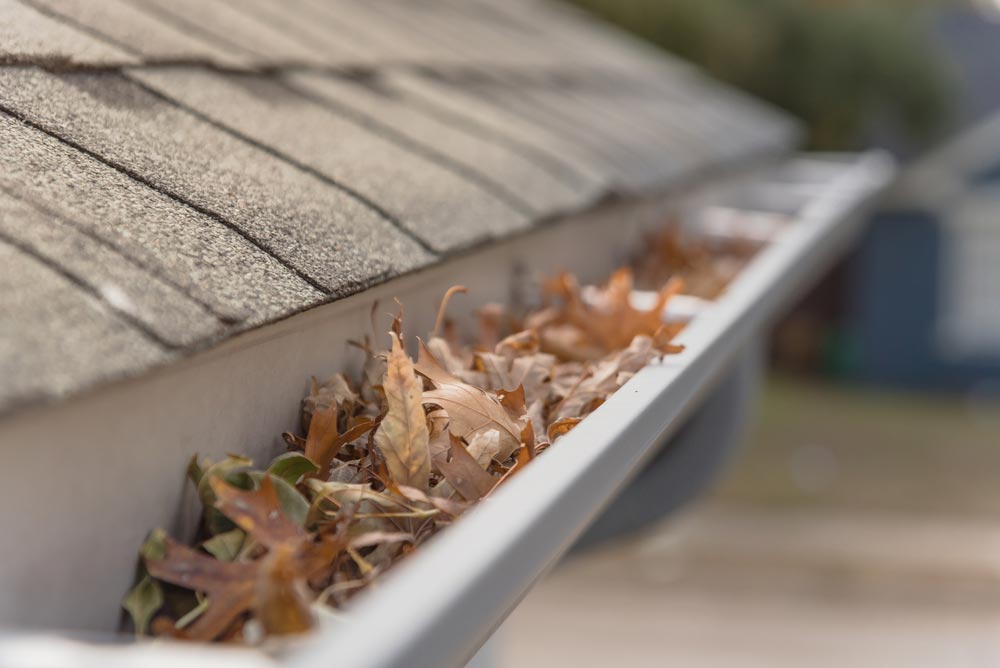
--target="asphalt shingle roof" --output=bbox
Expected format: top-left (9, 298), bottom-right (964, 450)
top-left (0, 188), bottom-right (222, 347)
top-left (284, 71), bottom-right (587, 214)
top-left (129, 67), bottom-right (532, 251)
top-left (0, 111), bottom-right (321, 326)
top-left (24, 0), bottom-right (249, 67)
top-left (0, 0), bottom-right (800, 415)
top-left (0, 238), bottom-right (169, 412)
top-left (0, 68), bottom-right (434, 289)
top-left (0, 0), bottom-right (137, 66)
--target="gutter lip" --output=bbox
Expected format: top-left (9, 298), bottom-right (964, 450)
top-left (285, 150), bottom-right (896, 668)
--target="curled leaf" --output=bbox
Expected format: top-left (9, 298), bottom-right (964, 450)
top-left (192, 454), bottom-right (255, 536)
top-left (547, 417), bottom-right (582, 442)
top-left (268, 452), bottom-right (319, 486)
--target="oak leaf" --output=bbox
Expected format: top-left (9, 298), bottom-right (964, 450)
top-left (416, 340), bottom-right (522, 460)
top-left (304, 398), bottom-right (375, 480)
top-left (210, 476), bottom-right (308, 550)
top-left (543, 268), bottom-right (685, 354)
top-left (148, 478), bottom-right (344, 640)
top-left (145, 537), bottom-right (257, 641)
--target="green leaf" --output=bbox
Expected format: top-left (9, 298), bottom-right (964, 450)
top-left (195, 454), bottom-right (254, 508)
top-left (140, 528), bottom-right (167, 560)
top-left (122, 575), bottom-right (163, 636)
top-left (202, 528), bottom-right (245, 562)
top-left (195, 455), bottom-right (254, 535)
top-left (268, 452), bottom-right (319, 486)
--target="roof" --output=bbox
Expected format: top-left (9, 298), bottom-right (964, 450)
top-left (0, 0), bottom-right (799, 416)
top-left (891, 111), bottom-right (1000, 210)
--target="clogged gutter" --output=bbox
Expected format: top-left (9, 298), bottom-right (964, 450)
top-left (122, 227), bottom-right (757, 644)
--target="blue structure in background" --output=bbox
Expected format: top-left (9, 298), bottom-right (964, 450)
top-left (852, 211), bottom-right (941, 386)
top-left (852, 209), bottom-right (1000, 389)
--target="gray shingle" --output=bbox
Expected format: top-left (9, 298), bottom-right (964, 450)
top-left (472, 0), bottom-right (692, 79)
top-left (599, 74), bottom-right (800, 164)
top-left (224, 0), bottom-right (379, 66)
top-left (459, 78), bottom-right (659, 190)
top-left (0, 67), bottom-right (434, 292)
top-left (679, 79), bottom-right (802, 159)
top-left (25, 0), bottom-right (251, 68)
top-left (344, 0), bottom-right (556, 70)
top-left (384, 71), bottom-right (611, 195)
top-left (295, 0), bottom-right (463, 65)
top-left (537, 86), bottom-right (695, 190)
top-left (0, 239), bottom-right (169, 413)
top-left (126, 0), bottom-right (329, 66)
top-left (0, 0), bottom-right (137, 66)
top-left (0, 111), bottom-right (321, 327)
top-left (617, 85), bottom-right (747, 165)
top-left (285, 71), bottom-right (589, 216)
top-left (465, 72), bottom-right (767, 192)
top-left (551, 86), bottom-right (713, 185)
top-left (130, 67), bottom-right (531, 252)
top-left (0, 189), bottom-right (222, 347)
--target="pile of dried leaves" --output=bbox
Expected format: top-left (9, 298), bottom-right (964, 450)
top-left (123, 229), bottom-right (743, 644)
top-left (632, 224), bottom-right (757, 299)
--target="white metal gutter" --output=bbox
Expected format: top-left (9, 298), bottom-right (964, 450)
top-left (0, 152), bottom-right (893, 668)
top-left (285, 151), bottom-right (895, 668)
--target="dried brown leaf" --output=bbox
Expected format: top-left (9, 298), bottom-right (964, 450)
top-left (432, 285), bottom-right (467, 339)
top-left (348, 531), bottom-right (415, 550)
top-left (495, 329), bottom-right (540, 358)
top-left (303, 401), bottom-right (340, 479)
top-left (435, 433), bottom-right (496, 502)
top-left (417, 341), bottom-right (522, 460)
top-left (465, 428), bottom-right (501, 467)
top-left (135, 237), bottom-right (747, 644)
top-left (145, 538), bottom-right (256, 641)
top-left (543, 268), bottom-right (685, 355)
top-left (302, 373), bottom-right (357, 428)
top-left (397, 485), bottom-right (468, 517)
top-left (210, 476), bottom-right (308, 550)
top-left (498, 385), bottom-right (526, 421)
top-left (374, 334), bottom-right (431, 491)
top-left (547, 417), bottom-right (582, 442)
top-left (255, 546), bottom-right (313, 636)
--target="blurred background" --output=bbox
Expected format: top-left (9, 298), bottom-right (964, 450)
top-left (503, 0), bottom-right (1000, 664)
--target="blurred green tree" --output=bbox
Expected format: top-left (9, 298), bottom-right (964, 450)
top-left (567, 0), bottom-right (953, 150)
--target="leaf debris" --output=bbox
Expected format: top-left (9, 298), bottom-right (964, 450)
top-left (124, 230), bottom-right (747, 643)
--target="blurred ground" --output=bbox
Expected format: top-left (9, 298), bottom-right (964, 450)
top-left (501, 376), bottom-right (1000, 667)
